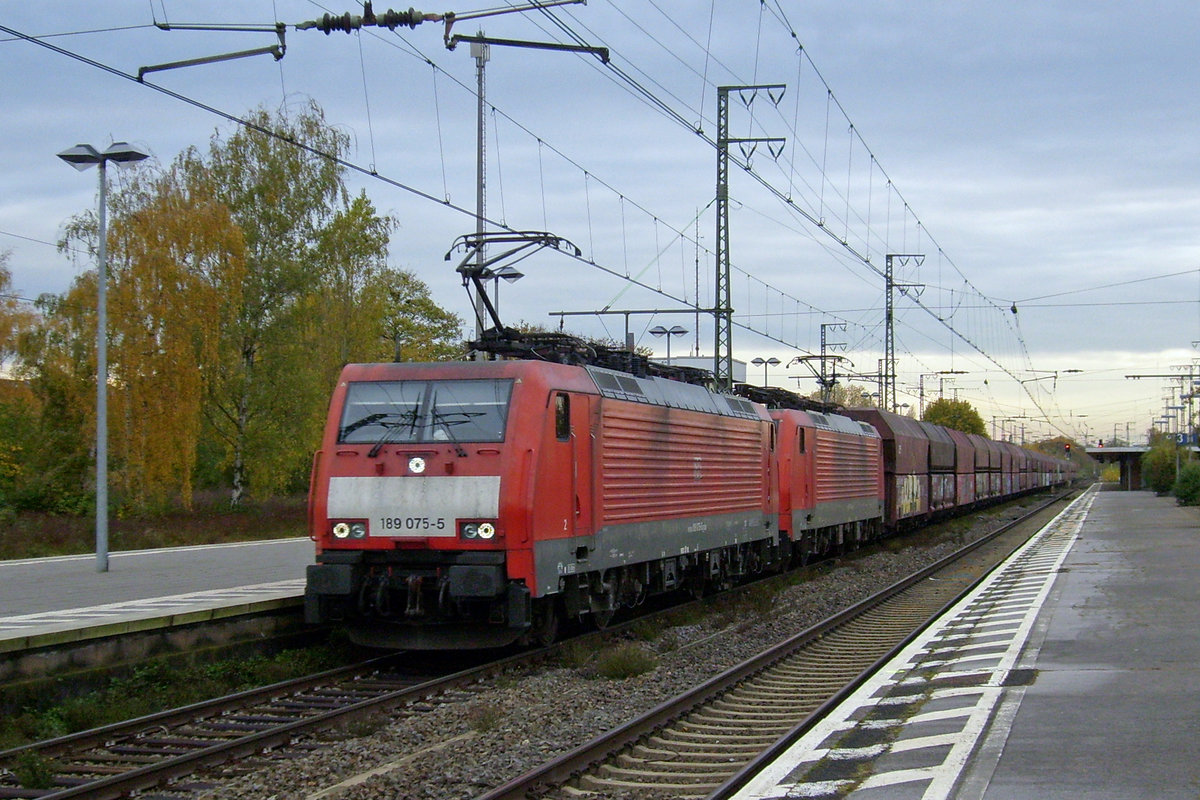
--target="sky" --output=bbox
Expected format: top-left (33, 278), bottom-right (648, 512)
top-left (2, 1), bottom-right (1199, 447)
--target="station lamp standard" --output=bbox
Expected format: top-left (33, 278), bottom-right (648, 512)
top-left (483, 264), bottom-right (523, 316)
top-left (649, 325), bottom-right (687, 365)
top-left (58, 142), bottom-right (149, 573)
top-left (751, 356), bottom-right (781, 386)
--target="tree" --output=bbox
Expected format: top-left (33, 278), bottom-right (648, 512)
top-left (808, 382), bottom-right (876, 408)
top-left (1, 253), bottom-right (37, 367)
top-left (105, 163), bottom-right (247, 508)
top-left (54, 155), bottom-right (249, 511)
top-left (0, 379), bottom-right (39, 510)
top-left (196, 101), bottom-right (398, 505)
top-left (11, 288), bottom-right (97, 511)
top-left (376, 268), bottom-right (463, 362)
top-left (0, 260), bottom-right (40, 508)
top-left (922, 397), bottom-right (986, 435)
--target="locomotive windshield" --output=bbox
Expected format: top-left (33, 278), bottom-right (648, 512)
top-left (338, 379), bottom-right (514, 446)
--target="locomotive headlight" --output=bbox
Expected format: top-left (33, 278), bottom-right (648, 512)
top-left (350, 522), bottom-right (367, 539)
top-left (459, 521), bottom-right (497, 540)
top-left (332, 522), bottom-right (350, 539)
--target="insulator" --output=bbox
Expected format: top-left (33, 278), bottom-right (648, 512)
top-left (317, 12), bottom-right (357, 35)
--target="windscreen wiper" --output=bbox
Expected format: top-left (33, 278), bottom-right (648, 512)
top-left (365, 410), bottom-right (419, 458)
top-left (340, 412), bottom-right (389, 438)
top-left (430, 411), bottom-right (479, 458)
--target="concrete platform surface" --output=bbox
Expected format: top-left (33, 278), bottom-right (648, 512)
top-left (0, 539), bottom-right (313, 651)
top-left (961, 487), bottom-right (1200, 799)
top-left (732, 486), bottom-right (1200, 799)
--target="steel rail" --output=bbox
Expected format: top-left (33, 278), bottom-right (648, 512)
top-left (0, 649), bottom-right (537, 800)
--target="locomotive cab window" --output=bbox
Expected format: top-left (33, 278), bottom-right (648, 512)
top-left (797, 427), bottom-right (806, 454)
top-left (338, 379), bottom-right (513, 445)
top-left (554, 393), bottom-right (571, 441)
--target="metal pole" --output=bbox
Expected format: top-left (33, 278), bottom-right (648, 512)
top-left (715, 87), bottom-right (731, 388)
top-left (472, 36), bottom-right (490, 343)
top-left (885, 255), bottom-right (894, 412)
top-left (95, 160), bottom-right (109, 573)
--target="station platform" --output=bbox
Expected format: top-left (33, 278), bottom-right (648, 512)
top-left (0, 538), bottom-right (312, 655)
top-left (730, 485), bottom-right (1200, 799)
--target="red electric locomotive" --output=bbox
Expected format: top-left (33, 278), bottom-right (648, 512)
top-left (771, 408), bottom-right (884, 562)
top-left (304, 359), bottom-right (781, 649)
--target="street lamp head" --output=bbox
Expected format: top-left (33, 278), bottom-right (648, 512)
top-left (649, 325), bottom-right (688, 338)
top-left (57, 141), bottom-right (149, 171)
top-left (57, 144), bottom-right (103, 170)
top-left (491, 265), bottom-right (524, 283)
top-left (751, 357), bottom-right (781, 367)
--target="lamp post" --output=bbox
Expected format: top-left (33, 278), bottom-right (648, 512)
top-left (751, 356), bottom-right (781, 386)
top-left (485, 264), bottom-right (523, 317)
top-left (58, 142), bottom-right (149, 573)
top-left (649, 325), bottom-right (687, 365)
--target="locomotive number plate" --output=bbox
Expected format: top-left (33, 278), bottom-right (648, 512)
top-left (379, 516), bottom-right (448, 532)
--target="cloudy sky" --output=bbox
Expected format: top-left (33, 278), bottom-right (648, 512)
top-left (2, 1), bottom-right (1198, 446)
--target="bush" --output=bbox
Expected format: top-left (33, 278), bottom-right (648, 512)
top-left (1173, 462), bottom-right (1200, 506)
top-left (12, 751), bottom-right (56, 790)
top-left (1142, 444), bottom-right (1179, 495)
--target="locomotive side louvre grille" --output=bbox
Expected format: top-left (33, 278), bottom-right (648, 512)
top-left (813, 430), bottom-right (882, 503)
top-left (598, 405), bottom-right (767, 523)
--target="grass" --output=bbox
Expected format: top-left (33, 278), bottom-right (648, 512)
top-left (593, 642), bottom-right (658, 679)
top-left (0, 494), bottom-right (306, 561)
top-left (465, 701), bottom-right (506, 732)
top-left (0, 639), bottom-right (358, 751)
top-left (556, 639), bottom-right (601, 671)
top-left (557, 639), bottom-right (659, 680)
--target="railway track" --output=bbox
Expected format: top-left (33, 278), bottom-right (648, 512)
top-left (0, 491), bottom-right (1072, 800)
top-left (479, 488), bottom-right (1079, 800)
top-left (0, 650), bottom-right (516, 799)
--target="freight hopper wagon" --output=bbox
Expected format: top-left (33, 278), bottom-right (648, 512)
top-left (771, 408), bottom-right (884, 563)
top-left (842, 408), bottom-right (932, 530)
top-left (305, 360), bottom-right (778, 649)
